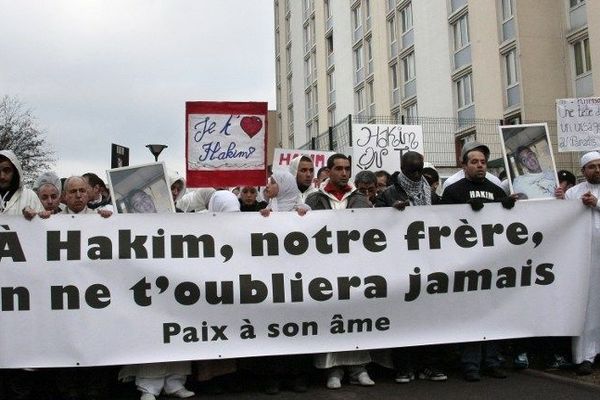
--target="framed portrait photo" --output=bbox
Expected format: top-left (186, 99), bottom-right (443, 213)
top-left (499, 123), bottom-right (559, 200)
top-left (107, 162), bottom-right (175, 213)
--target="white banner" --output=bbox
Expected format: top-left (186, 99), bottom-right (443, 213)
top-left (352, 124), bottom-right (424, 172)
top-left (0, 201), bottom-right (591, 368)
top-left (556, 97), bottom-right (600, 152)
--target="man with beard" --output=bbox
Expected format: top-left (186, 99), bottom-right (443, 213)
top-left (556, 151), bottom-right (600, 375)
top-left (0, 150), bottom-right (43, 219)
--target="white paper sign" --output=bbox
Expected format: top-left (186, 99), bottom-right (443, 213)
top-left (556, 97), bottom-right (600, 152)
top-left (352, 124), bottom-right (424, 172)
top-left (188, 114), bottom-right (265, 170)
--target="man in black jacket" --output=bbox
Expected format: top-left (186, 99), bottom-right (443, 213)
top-left (375, 151), bottom-right (430, 209)
top-left (442, 141), bottom-right (515, 382)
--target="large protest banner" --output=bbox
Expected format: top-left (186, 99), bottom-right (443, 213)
top-left (186, 101), bottom-right (267, 187)
top-left (0, 201), bottom-right (591, 368)
top-left (556, 97), bottom-right (600, 152)
top-left (352, 124), bottom-right (424, 172)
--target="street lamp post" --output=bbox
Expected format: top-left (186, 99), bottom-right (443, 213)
top-left (146, 144), bottom-right (168, 162)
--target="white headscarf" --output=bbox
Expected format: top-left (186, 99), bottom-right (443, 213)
top-left (269, 170), bottom-right (304, 212)
top-left (208, 190), bottom-right (240, 212)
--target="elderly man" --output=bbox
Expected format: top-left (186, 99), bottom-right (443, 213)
top-left (556, 151), bottom-right (600, 375)
top-left (0, 150), bottom-right (44, 219)
top-left (511, 146), bottom-right (556, 199)
top-left (63, 176), bottom-right (112, 217)
top-left (442, 141), bottom-right (516, 382)
top-left (34, 171), bottom-right (63, 217)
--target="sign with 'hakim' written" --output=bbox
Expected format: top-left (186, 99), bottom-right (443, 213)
top-left (556, 97), bottom-right (600, 152)
top-left (352, 124), bottom-right (424, 172)
top-left (186, 101), bottom-right (267, 187)
top-left (0, 201), bottom-right (591, 368)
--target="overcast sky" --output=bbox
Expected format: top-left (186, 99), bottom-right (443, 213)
top-left (0, 0), bottom-right (275, 180)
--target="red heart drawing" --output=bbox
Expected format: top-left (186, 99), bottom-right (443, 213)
top-left (240, 116), bottom-right (263, 138)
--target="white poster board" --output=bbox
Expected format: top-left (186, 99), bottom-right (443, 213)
top-left (556, 97), bottom-right (600, 152)
top-left (352, 124), bottom-right (423, 172)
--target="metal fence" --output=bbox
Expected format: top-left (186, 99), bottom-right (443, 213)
top-left (298, 114), bottom-right (582, 175)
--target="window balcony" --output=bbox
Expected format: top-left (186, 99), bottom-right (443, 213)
top-left (392, 87), bottom-right (400, 105)
top-left (353, 25), bottom-right (363, 44)
top-left (390, 41), bottom-right (398, 59)
top-left (328, 90), bottom-right (336, 106)
top-left (354, 67), bottom-right (365, 85)
top-left (451, 0), bottom-right (467, 13)
top-left (457, 104), bottom-right (475, 127)
top-left (401, 29), bottom-right (414, 50)
top-left (454, 45), bottom-right (471, 70)
top-left (502, 17), bottom-right (515, 42)
top-left (506, 83), bottom-right (520, 108)
top-left (576, 73), bottom-right (594, 97)
top-left (403, 79), bottom-right (416, 99)
top-left (569, 3), bottom-right (587, 31)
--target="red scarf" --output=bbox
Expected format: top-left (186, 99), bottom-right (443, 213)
top-left (324, 182), bottom-right (352, 201)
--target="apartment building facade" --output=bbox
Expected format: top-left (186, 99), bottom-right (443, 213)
top-left (273, 0), bottom-right (598, 167)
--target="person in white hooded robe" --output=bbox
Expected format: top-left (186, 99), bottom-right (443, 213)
top-left (556, 151), bottom-right (600, 375)
top-left (0, 149), bottom-right (43, 218)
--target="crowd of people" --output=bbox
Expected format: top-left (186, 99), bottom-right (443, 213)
top-left (0, 143), bottom-right (599, 399)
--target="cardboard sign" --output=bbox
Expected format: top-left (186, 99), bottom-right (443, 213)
top-left (556, 97), bottom-right (600, 152)
top-left (352, 124), bottom-right (423, 172)
top-left (186, 101), bottom-right (267, 187)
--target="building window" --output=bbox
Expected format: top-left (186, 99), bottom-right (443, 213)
top-left (388, 16), bottom-right (397, 43)
top-left (352, 4), bottom-right (362, 31)
top-left (391, 63), bottom-right (399, 89)
top-left (501, 0), bottom-right (514, 21)
top-left (570, 0), bottom-right (585, 8)
top-left (400, 3), bottom-right (413, 34)
top-left (327, 35), bottom-right (334, 55)
top-left (457, 74), bottom-right (474, 109)
top-left (328, 108), bottom-right (336, 126)
top-left (403, 52), bottom-right (416, 82)
top-left (453, 14), bottom-right (470, 51)
top-left (505, 49), bottom-right (518, 86)
top-left (405, 103), bottom-right (418, 122)
top-left (388, 16), bottom-right (398, 58)
top-left (367, 81), bottom-right (374, 112)
top-left (366, 39), bottom-right (373, 73)
top-left (354, 46), bottom-right (363, 70)
top-left (355, 87), bottom-right (365, 114)
top-left (324, 0), bottom-right (331, 19)
top-left (574, 37), bottom-right (592, 76)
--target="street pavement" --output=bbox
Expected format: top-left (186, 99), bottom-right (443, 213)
top-left (121, 370), bottom-right (600, 400)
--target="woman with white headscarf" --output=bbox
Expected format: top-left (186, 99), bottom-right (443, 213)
top-left (208, 190), bottom-right (241, 212)
top-left (253, 170), bottom-right (311, 394)
top-left (260, 170), bottom-right (309, 216)
top-left (194, 189), bottom-right (239, 393)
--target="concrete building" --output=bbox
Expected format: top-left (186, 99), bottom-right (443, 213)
top-left (273, 0), bottom-right (597, 169)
